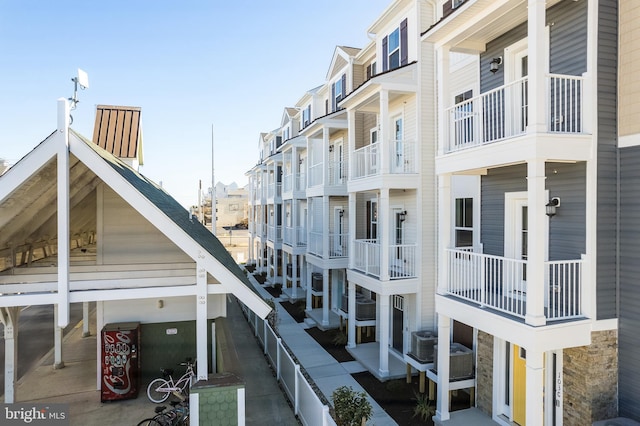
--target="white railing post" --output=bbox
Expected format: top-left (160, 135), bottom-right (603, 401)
top-left (294, 364), bottom-right (300, 415)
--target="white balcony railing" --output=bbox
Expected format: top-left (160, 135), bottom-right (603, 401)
top-left (445, 249), bottom-right (584, 322)
top-left (267, 225), bottom-right (282, 243)
top-left (267, 183), bottom-right (282, 199)
top-left (352, 140), bottom-right (416, 179)
top-left (328, 161), bottom-right (348, 186)
top-left (353, 240), bottom-right (417, 279)
top-left (295, 173), bottom-right (306, 191)
top-left (328, 233), bottom-right (349, 258)
top-left (296, 227), bottom-right (307, 247)
top-left (283, 174), bottom-right (292, 193)
top-left (444, 74), bottom-right (584, 153)
top-left (309, 163), bottom-right (322, 187)
top-left (283, 226), bottom-right (294, 246)
top-left (308, 232), bottom-right (322, 257)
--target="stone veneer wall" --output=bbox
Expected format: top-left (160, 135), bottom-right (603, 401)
top-left (476, 330), bottom-right (494, 416)
top-left (563, 329), bottom-right (618, 424)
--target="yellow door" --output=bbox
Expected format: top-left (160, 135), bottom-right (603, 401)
top-left (513, 345), bottom-right (526, 426)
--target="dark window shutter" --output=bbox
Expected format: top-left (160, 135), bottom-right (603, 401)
top-left (366, 201), bottom-right (371, 239)
top-left (400, 18), bottom-right (408, 66)
top-left (325, 99), bottom-right (329, 115)
top-left (382, 36), bottom-right (388, 72)
top-left (366, 64), bottom-right (371, 80)
top-left (307, 105), bottom-right (311, 123)
top-left (331, 82), bottom-right (336, 112)
top-left (341, 74), bottom-right (346, 101)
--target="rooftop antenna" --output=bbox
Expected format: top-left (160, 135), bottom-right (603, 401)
top-left (68, 68), bottom-right (89, 124)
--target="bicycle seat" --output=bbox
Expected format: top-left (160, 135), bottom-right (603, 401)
top-left (161, 368), bottom-right (174, 377)
top-left (155, 406), bottom-right (166, 414)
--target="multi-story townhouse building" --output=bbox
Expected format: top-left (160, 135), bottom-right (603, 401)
top-left (279, 107), bottom-right (308, 301)
top-left (424, 0), bottom-right (620, 424)
top-left (338, 0), bottom-right (443, 381)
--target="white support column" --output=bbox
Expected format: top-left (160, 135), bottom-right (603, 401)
top-left (306, 263), bottom-right (312, 312)
top-left (281, 248), bottom-right (286, 286)
top-left (322, 269), bottom-right (330, 327)
top-left (195, 258), bottom-right (209, 381)
top-left (82, 301), bottom-right (90, 337)
top-left (348, 193), bottom-right (356, 270)
top-left (53, 305), bottom-right (65, 369)
top-left (96, 301), bottom-right (104, 389)
top-left (438, 174), bottom-right (452, 294)
top-left (527, 0), bottom-right (547, 133)
top-left (379, 188), bottom-right (390, 281)
top-left (380, 90), bottom-right (390, 174)
top-left (57, 98), bottom-right (70, 328)
top-left (435, 314), bottom-right (451, 421)
top-left (378, 294), bottom-right (390, 377)
top-left (1, 307), bottom-right (20, 403)
top-left (526, 159), bottom-right (546, 326)
top-left (525, 349), bottom-right (545, 426)
top-left (347, 280), bottom-right (356, 349)
top-left (347, 110), bottom-right (356, 181)
top-left (292, 254), bottom-right (298, 299)
top-left (322, 127), bottom-right (330, 186)
top-left (322, 196), bottom-right (330, 258)
top-left (436, 46), bottom-right (451, 155)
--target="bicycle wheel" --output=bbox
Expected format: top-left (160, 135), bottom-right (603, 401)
top-left (136, 419), bottom-right (162, 426)
top-left (147, 378), bottom-right (171, 403)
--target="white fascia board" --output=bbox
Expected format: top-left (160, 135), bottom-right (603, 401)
top-left (68, 135), bottom-right (271, 319)
top-left (0, 132), bottom-right (58, 203)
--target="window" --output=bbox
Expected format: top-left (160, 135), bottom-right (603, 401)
top-left (302, 105), bottom-right (311, 128)
top-left (283, 127), bottom-right (290, 141)
top-left (455, 197), bottom-right (473, 247)
top-left (454, 90), bottom-right (474, 146)
top-left (331, 73), bottom-right (346, 112)
top-left (382, 19), bottom-right (408, 72)
top-left (366, 62), bottom-right (377, 80)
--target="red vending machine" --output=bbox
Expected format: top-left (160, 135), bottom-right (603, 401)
top-left (101, 322), bottom-right (140, 402)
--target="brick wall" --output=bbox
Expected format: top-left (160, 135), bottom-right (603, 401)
top-left (563, 329), bottom-right (618, 424)
top-left (476, 330), bottom-right (494, 416)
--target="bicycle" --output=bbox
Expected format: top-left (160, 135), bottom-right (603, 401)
top-left (136, 400), bottom-right (189, 426)
top-left (146, 358), bottom-right (196, 403)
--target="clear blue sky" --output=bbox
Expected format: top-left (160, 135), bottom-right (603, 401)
top-left (0, 0), bottom-right (391, 207)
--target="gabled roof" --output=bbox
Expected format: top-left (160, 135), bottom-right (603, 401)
top-left (326, 45), bottom-right (361, 81)
top-left (0, 125), bottom-right (270, 318)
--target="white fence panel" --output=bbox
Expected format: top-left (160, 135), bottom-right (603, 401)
top-left (279, 342), bottom-right (297, 402)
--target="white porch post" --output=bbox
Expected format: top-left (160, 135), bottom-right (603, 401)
top-left (281, 248), bottom-right (286, 286)
top-left (527, 0), bottom-right (547, 133)
top-left (379, 188), bottom-right (390, 281)
top-left (526, 159), bottom-right (546, 326)
top-left (348, 193), bottom-right (356, 270)
top-left (292, 254), bottom-right (298, 299)
top-left (378, 294), bottom-right (390, 377)
top-left (322, 196), bottom-right (330, 258)
top-left (56, 98), bottom-right (70, 328)
top-left (322, 268), bottom-right (330, 327)
top-left (347, 281), bottom-right (356, 349)
top-left (438, 174), bottom-right (452, 294)
top-left (306, 261), bottom-right (312, 312)
top-left (195, 259), bottom-right (209, 381)
top-left (347, 110), bottom-right (356, 181)
top-left (53, 305), bottom-right (65, 369)
top-left (526, 349), bottom-right (545, 425)
top-left (380, 90), bottom-right (390, 174)
top-left (435, 313), bottom-right (451, 421)
top-left (436, 46), bottom-right (450, 155)
top-left (1, 307), bottom-right (20, 403)
top-left (322, 127), bottom-right (330, 185)
top-left (82, 301), bottom-right (90, 337)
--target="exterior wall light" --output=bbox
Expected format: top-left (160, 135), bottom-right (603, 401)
top-left (546, 197), bottom-right (561, 217)
top-left (490, 56), bottom-right (503, 74)
top-left (399, 211), bottom-right (407, 222)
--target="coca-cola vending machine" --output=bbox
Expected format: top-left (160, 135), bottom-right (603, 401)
top-left (101, 322), bottom-right (140, 402)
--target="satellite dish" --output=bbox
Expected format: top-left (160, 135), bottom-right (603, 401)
top-left (77, 68), bottom-right (89, 89)
top-left (69, 68), bottom-right (89, 110)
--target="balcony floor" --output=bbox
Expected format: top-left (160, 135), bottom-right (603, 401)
top-left (434, 408), bottom-right (499, 426)
top-left (347, 342), bottom-right (407, 381)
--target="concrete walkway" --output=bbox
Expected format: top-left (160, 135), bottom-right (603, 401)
top-left (9, 298), bottom-right (300, 426)
top-left (247, 275), bottom-right (398, 426)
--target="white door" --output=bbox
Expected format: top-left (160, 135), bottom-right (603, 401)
top-left (333, 207), bottom-right (345, 256)
top-left (393, 116), bottom-right (404, 172)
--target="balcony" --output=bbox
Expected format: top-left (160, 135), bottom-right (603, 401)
top-left (352, 140), bottom-right (416, 180)
top-left (444, 74), bottom-right (584, 154)
top-left (267, 225), bottom-right (282, 243)
top-left (353, 239), bottom-right (417, 280)
top-left (267, 183), bottom-right (282, 199)
top-left (283, 226), bottom-right (307, 248)
top-left (308, 162), bottom-right (347, 187)
top-left (445, 248), bottom-right (584, 322)
top-left (283, 173), bottom-right (306, 195)
top-left (308, 232), bottom-right (349, 259)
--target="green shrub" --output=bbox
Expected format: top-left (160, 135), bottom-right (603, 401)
top-left (331, 385), bottom-right (372, 426)
top-left (412, 391), bottom-right (435, 422)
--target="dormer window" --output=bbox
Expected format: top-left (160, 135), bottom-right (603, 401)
top-left (331, 73), bottom-right (347, 112)
top-left (302, 105), bottom-right (311, 128)
top-left (382, 18), bottom-right (408, 72)
top-left (283, 127), bottom-right (290, 141)
top-left (366, 62), bottom-right (377, 80)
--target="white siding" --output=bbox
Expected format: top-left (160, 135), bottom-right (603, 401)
top-left (103, 294), bottom-right (226, 324)
top-left (101, 186), bottom-right (191, 265)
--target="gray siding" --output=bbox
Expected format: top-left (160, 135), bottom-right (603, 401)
top-left (596, 0), bottom-right (618, 321)
top-left (480, 163), bottom-right (586, 260)
top-left (620, 147), bottom-right (640, 421)
top-left (480, 0), bottom-right (588, 93)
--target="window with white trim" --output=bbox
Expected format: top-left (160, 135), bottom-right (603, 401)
top-left (455, 197), bottom-right (473, 247)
